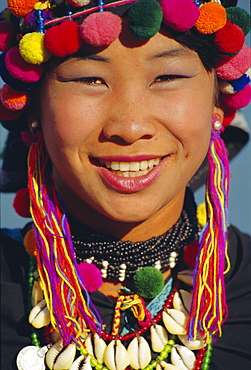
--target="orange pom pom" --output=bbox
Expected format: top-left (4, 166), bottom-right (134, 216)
top-left (1, 84), bottom-right (29, 111)
top-left (195, 2), bottom-right (227, 34)
top-left (7, 0), bottom-right (37, 18)
top-left (24, 229), bottom-right (37, 257)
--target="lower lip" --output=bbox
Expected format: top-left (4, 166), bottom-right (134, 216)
top-left (97, 158), bottom-right (167, 193)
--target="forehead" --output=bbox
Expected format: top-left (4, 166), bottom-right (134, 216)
top-left (48, 26), bottom-right (199, 72)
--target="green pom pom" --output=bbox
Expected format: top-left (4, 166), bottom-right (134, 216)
top-left (128, 0), bottom-right (162, 40)
top-left (227, 7), bottom-right (251, 36)
top-left (133, 266), bottom-right (164, 299)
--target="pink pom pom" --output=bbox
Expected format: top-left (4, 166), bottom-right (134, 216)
top-left (78, 263), bottom-right (102, 292)
top-left (5, 47), bottom-right (44, 83)
top-left (216, 45), bottom-right (251, 80)
top-left (21, 131), bottom-right (33, 145)
top-left (80, 12), bottom-right (122, 47)
top-left (0, 21), bottom-right (16, 52)
top-left (1, 84), bottom-right (29, 110)
top-left (223, 83), bottom-right (251, 109)
top-left (161, 0), bottom-right (199, 32)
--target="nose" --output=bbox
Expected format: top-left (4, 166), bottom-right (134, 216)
top-left (102, 95), bottom-right (158, 144)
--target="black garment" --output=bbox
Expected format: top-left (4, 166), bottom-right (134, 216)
top-left (1, 225), bottom-right (251, 370)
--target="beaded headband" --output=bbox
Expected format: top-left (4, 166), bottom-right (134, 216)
top-left (0, 0), bottom-right (251, 131)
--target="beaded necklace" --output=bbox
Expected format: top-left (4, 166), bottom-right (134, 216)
top-left (25, 254), bottom-right (213, 370)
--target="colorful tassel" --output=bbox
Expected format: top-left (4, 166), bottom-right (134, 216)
top-left (27, 131), bottom-right (102, 345)
top-left (187, 117), bottom-right (230, 342)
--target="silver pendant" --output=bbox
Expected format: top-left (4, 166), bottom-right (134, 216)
top-left (16, 345), bottom-right (49, 370)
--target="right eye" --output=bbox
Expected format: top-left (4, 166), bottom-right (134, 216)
top-left (72, 77), bottom-right (107, 86)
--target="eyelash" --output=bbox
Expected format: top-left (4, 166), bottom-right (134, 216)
top-left (154, 75), bottom-right (185, 82)
top-left (73, 77), bottom-right (106, 85)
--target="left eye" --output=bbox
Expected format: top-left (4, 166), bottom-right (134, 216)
top-left (154, 75), bottom-right (184, 82)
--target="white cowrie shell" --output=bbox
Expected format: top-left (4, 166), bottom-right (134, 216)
top-left (93, 333), bottom-right (107, 364)
top-left (69, 355), bottom-right (92, 370)
top-left (150, 324), bottom-right (168, 352)
top-left (177, 270), bottom-right (193, 286)
top-left (46, 340), bottom-right (76, 370)
top-left (162, 309), bottom-right (188, 335)
top-left (127, 336), bottom-right (151, 369)
top-left (178, 335), bottom-right (206, 350)
top-left (104, 340), bottom-right (130, 370)
top-left (173, 290), bottom-right (192, 315)
top-left (84, 334), bottom-right (94, 356)
top-left (28, 299), bottom-right (50, 329)
top-left (31, 280), bottom-right (44, 307)
top-left (156, 361), bottom-right (179, 370)
top-left (171, 344), bottom-right (196, 370)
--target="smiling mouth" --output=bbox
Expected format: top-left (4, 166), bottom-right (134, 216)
top-left (98, 158), bottom-right (162, 177)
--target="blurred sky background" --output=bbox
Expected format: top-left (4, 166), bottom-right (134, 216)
top-left (0, 0), bottom-right (250, 234)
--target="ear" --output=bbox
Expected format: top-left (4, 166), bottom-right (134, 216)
top-left (212, 105), bottom-right (224, 122)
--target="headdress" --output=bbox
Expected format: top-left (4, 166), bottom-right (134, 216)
top-left (0, 0), bottom-right (251, 366)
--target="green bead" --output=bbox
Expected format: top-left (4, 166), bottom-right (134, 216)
top-left (96, 364), bottom-right (103, 370)
top-left (31, 332), bottom-right (37, 339)
top-left (203, 357), bottom-right (211, 365)
top-left (205, 350), bottom-right (212, 358)
top-left (90, 358), bottom-right (98, 367)
top-left (201, 364), bottom-right (210, 370)
top-left (165, 344), bottom-right (172, 353)
top-left (168, 339), bottom-right (175, 346)
top-left (157, 353), bottom-right (166, 361)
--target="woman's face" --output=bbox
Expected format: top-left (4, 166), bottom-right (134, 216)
top-left (40, 28), bottom-right (220, 226)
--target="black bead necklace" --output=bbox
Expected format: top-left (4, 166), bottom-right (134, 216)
top-left (71, 188), bottom-right (198, 280)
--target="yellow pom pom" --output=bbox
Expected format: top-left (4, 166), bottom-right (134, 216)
top-left (195, 2), bottom-right (227, 34)
top-left (197, 202), bottom-right (207, 228)
top-left (34, 1), bottom-right (51, 10)
top-left (24, 229), bottom-right (37, 257)
top-left (19, 33), bottom-right (51, 65)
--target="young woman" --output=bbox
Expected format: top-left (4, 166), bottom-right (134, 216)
top-left (1, 0), bottom-right (251, 369)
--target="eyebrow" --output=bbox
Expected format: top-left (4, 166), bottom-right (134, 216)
top-left (74, 54), bottom-right (111, 63)
top-left (150, 48), bottom-right (195, 61)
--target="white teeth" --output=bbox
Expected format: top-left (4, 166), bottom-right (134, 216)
top-left (129, 162), bottom-right (140, 171)
top-left (102, 158), bottom-right (162, 176)
top-left (110, 162), bottom-right (120, 170)
top-left (139, 161), bottom-right (148, 170)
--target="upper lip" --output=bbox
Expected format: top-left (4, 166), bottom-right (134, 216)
top-left (93, 155), bottom-right (167, 162)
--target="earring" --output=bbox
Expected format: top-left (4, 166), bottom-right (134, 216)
top-left (30, 120), bottom-right (40, 129)
top-left (213, 119), bottom-right (222, 131)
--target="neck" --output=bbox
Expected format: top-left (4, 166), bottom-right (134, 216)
top-left (60, 188), bottom-right (186, 242)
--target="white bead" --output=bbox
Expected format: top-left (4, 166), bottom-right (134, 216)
top-left (170, 252), bottom-right (178, 257)
top-left (169, 262), bottom-right (176, 269)
top-left (169, 257), bottom-right (176, 262)
top-left (214, 120), bottom-right (222, 131)
top-left (120, 263), bottom-right (127, 270)
top-left (102, 261), bottom-right (109, 268)
top-left (86, 259), bottom-right (93, 264)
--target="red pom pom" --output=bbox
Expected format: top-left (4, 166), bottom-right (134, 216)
top-left (67, 0), bottom-right (91, 6)
top-left (1, 84), bottom-right (29, 110)
top-left (215, 21), bottom-right (244, 55)
top-left (0, 98), bottom-right (22, 120)
top-left (222, 107), bottom-right (236, 127)
top-left (44, 20), bottom-right (83, 57)
top-left (216, 45), bottom-right (251, 80)
top-left (0, 21), bottom-right (16, 52)
top-left (78, 263), bottom-right (102, 292)
top-left (183, 240), bottom-right (199, 269)
top-left (13, 188), bottom-right (31, 217)
top-left (161, 0), bottom-right (199, 32)
top-left (5, 47), bottom-right (44, 83)
top-left (80, 12), bottom-right (122, 47)
top-left (223, 83), bottom-right (251, 109)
